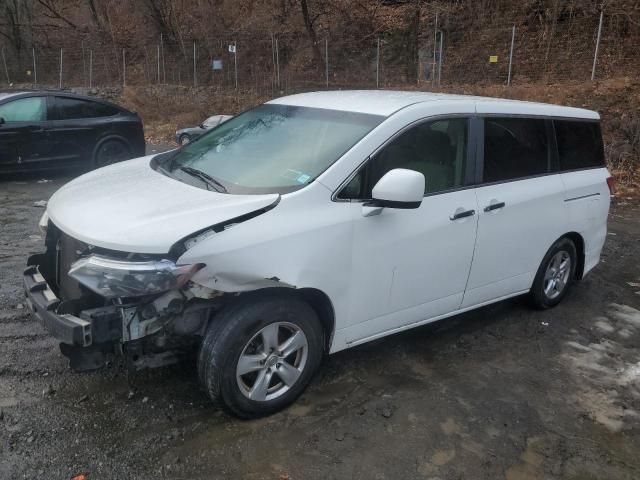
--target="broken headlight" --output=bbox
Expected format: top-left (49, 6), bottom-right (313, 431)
top-left (68, 255), bottom-right (204, 298)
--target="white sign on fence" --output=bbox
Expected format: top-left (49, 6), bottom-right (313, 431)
top-left (212, 59), bottom-right (223, 70)
top-left (228, 44), bottom-right (236, 54)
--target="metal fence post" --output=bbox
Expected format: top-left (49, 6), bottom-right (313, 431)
top-left (591, 10), bottom-right (604, 81)
top-left (376, 36), bottom-right (380, 88)
top-left (432, 12), bottom-right (438, 87)
top-left (103, 53), bottom-right (110, 85)
top-left (59, 49), bottom-right (63, 89)
top-left (437, 31), bottom-right (443, 86)
top-left (325, 37), bottom-right (329, 88)
top-left (1, 48), bottom-right (10, 85)
top-left (193, 41), bottom-right (196, 87)
top-left (82, 40), bottom-right (86, 86)
top-left (157, 44), bottom-right (161, 84)
top-left (507, 25), bottom-right (516, 86)
top-left (89, 50), bottom-right (93, 88)
top-left (275, 37), bottom-right (280, 89)
top-left (122, 49), bottom-right (126, 86)
top-left (143, 47), bottom-right (150, 83)
top-left (271, 33), bottom-right (276, 90)
top-left (234, 41), bottom-right (238, 89)
top-left (160, 34), bottom-right (166, 84)
top-left (32, 48), bottom-right (37, 87)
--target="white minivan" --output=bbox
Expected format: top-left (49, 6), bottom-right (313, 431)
top-left (24, 91), bottom-right (612, 417)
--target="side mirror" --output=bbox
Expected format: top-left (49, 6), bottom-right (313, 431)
top-left (0, 117), bottom-right (5, 125)
top-left (363, 169), bottom-right (424, 216)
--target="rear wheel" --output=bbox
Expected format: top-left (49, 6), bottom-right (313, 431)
top-left (530, 238), bottom-right (577, 309)
top-left (197, 295), bottom-right (324, 418)
top-left (93, 139), bottom-right (130, 168)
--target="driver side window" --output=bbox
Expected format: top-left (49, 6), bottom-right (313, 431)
top-left (0, 97), bottom-right (46, 122)
top-left (338, 118), bottom-right (469, 200)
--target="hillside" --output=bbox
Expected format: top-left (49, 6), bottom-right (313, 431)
top-left (2, 1), bottom-right (639, 87)
top-left (2, 0), bottom-right (639, 189)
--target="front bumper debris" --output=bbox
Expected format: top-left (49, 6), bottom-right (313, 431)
top-left (25, 239), bottom-right (211, 372)
top-left (24, 265), bottom-right (93, 346)
top-left (24, 265), bottom-right (123, 370)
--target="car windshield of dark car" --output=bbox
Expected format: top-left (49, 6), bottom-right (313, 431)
top-left (158, 104), bottom-right (383, 194)
top-left (202, 116), bottom-right (219, 127)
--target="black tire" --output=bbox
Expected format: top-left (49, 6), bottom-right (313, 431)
top-left (197, 294), bottom-right (324, 418)
top-left (529, 237), bottom-right (577, 309)
top-left (179, 134), bottom-right (191, 146)
top-left (93, 139), bottom-right (131, 168)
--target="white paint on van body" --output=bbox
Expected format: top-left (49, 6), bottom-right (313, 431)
top-left (46, 91), bottom-right (610, 354)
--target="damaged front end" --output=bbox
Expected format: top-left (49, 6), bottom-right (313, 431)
top-left (24, 222), bottom-right (218, 371)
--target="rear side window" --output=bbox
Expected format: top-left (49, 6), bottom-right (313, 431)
top-left (483, 118), bottom-right (549, 183)
top-left (555, 120), bottom-right (604, 171)
top-left (55, 97), bottom-right (120, 120)
top-left (0, 97), bottom-right (46, 122)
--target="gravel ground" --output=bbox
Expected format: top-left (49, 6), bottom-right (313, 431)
top-left (1, 160), bottom-right (639, 480)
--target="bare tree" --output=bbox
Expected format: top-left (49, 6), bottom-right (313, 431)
top-left (0, 0), bottom-right (33, 52)
top-left (299, 0), bottom-right (325, 71)
top-left (145, 0), bottom-right (177, 40)
top-left (85, 0), bottom-right (103, 29)
top-left (145, 0), bottom-right (189, 57)
top-left (406, 0), bottom-right (420, 83)
top-left (36, 0), bottom-right (81, 30)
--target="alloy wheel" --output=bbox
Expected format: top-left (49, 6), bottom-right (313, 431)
top-left (236, 322), bottom-right (308, 402)
top-left (543, 250), bottom-right (571, 299)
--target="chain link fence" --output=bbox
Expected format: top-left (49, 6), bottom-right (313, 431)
top-left (1, 11), bottom-right (638, 93)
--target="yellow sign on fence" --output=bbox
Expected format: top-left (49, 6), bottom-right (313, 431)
top-left (489, 55), bottom-right (499, 63)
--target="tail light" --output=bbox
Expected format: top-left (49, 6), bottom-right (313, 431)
top-left (606, 176), bottom-right (615, 195)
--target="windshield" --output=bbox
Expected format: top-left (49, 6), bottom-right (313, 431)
top-left (157, 104), bottom-right (384, 194)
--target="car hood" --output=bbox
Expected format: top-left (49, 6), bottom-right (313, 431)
top-left (47, 156), bottom-right (279, 254)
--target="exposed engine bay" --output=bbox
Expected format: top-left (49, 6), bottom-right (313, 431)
top-left (25, 221), bottom-right (224, 371)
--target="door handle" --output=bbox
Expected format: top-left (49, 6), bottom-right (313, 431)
top-left (484, 201), bottom-right (506, 212)
top-left (450, 209), bottom-right (475, 221)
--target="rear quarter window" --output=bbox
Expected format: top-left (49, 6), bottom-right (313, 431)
top-left (55, 97), bottom-right (121, 120)
top-left (554, 120), bottom-right (604, 171)
top-left (483, 117), bottom-right (549, 183)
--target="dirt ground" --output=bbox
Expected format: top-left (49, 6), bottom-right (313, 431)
top-left (1, 163), bottom-right (639, 480)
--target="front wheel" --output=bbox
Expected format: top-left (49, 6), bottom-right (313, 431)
top-left (529, 238), bottom-right (577, 309)
top-left (197, 295), bottom-right (324, 418)
top-left (179, 134), bottom-right (191, 146)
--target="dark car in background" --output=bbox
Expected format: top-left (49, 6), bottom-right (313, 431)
top-left (175, 114), bottom-right (232, 145)
top-left (0, 91), bottom-right (145, 173)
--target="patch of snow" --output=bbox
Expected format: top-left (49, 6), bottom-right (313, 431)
top-left (594, 318), bottom-right (615, 333)
top-left (609, 304), bottom-right (640, 327)
top-left (619, 362), bottom-right (640, 386)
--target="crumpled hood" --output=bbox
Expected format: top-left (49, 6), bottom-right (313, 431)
top-left (47, 156), bottom-right (279, 254)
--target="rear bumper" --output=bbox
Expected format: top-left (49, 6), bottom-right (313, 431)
top-left (23, 265), bottom-right (93, 346)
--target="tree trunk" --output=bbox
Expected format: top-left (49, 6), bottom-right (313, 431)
top-left (145, 0), bottom-right (175, 40)
top-left (85, 0), bottom-right (103, 29)
top-left (406, 0), bottom-right (420, 84)
top-left (300, 0), bottom-right (325, 72)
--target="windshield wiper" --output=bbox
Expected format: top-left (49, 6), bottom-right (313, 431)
top-left (178, 166), bottom-right (228, 193)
